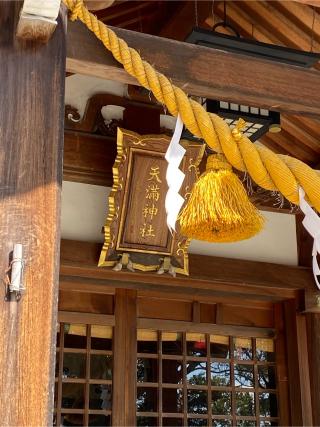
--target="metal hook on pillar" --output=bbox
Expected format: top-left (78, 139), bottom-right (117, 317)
top-left (5, 244), bottom-right (25, 302)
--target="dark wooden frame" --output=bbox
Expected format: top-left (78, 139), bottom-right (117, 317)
top-left (54, 315), bottom-right (114, 426)
top-left (57, 282), bottom-right (292, 426)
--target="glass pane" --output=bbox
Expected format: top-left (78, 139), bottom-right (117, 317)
top-left (236, 392), bottom-right (255, 416)
top-left (162, 359), bottom-right (183, 384)
top-left (61, 414), bottom-right (84, 426)
top-left (63, 353), bottom-right (86, 379)
top-left (187, 333), bottom-right (207, 357)
top-left (211, 362), bottom-right (230, 387)
top-left (89, 384), bottom-right (112, 410)
top-left (210, 336), bottom-right (230, 359)
top-left (187, 390), bottom-right (208, 414)
top-left (162, 332), bottom-right (183, 355)
top-left (64, 323), bottom-right (87, 349)
top-left (259, 392), bottom-right (278, 417)
top-left (91, 325), bottom-right (112, 351)
top-left (234, 365), bottom-right (254, 388)
top-left (163, 388), bottom-right (183, 413)
top-left (137, 358), bottom-right (158, 383)
top-left (90, 355), bottom-right (112, 380)
top-left (256, 339), bottom-right (275, 362)
top-left (211, 391), bottom-right (231, 415)
top-left (234, 338), bottom-right (253, 360)
top-left (187, 361), bottom-right (207, 385)
top-left (163, 418), bottom-right (183, 426)
top-left (62, 383), bottom-right (85, 409)
top-left (89, 414), bottom-right (111, 426)
top-left (188, 419), bottom-right (207, 426)
top-left (212, 420), bottom-right (232, 427)
top-left (236, 422), bottom-right (256, 427)
top-left (137, 330), bottom-right (158, 354)
top-left (136, 417), bottom-right (158, 426)
top-left (137, 387), bottom-right (158, 412)
top-left (258, 365), bottom-right (276, 389)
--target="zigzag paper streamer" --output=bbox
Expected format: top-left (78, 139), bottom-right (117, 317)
top-left (165, 115), bottom-right (186, 232)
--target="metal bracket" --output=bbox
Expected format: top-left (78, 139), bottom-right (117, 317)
top-left (157, 256), bottom-right (176, 277)
top-left (112, 252), bottom-right (135, 272)
top-left (5, 244), bottom-right (25, 301)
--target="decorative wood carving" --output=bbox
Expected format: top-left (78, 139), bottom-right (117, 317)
top-left (99, 128), bottom-right (204, 275)
top-left (65, 93), bottom-right (162, 135)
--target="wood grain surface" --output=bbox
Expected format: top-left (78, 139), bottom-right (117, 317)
top-left (67, 21), bottom-right (320, 116)
top-left (0, 3), bottom-right (66, 425)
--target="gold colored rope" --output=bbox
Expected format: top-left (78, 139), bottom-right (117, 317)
top-left (64, 0), bottom-right (320, 212)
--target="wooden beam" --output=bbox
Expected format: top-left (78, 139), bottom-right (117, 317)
top-left (67, 21), bottom-right (320, 116)
top-left (16, 0), bottom-right (61, 42)
top-left (63, 130), bottom-right (116, 186)
top-left (0, 3), bottom-right (66, 425)
top-left (60, 240), bottom-right (313, 302)
top-left (138, 318), bottom-right (274, 339)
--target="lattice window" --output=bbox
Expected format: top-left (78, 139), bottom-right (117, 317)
top-left (54, 323), bottom-right (113, 426)
top-left (136, 330), bottom-right (278, 427)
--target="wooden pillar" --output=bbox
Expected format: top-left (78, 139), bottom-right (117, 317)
top-left (306, 313), bottom-right (320, 426)
top-left (296, 213), bottom-right (320, 423)
top-left (0, 2), bottom-right (66, 426)
top-left (284, 300), bottom-right (313, 426)
top-left (113, 289), bottom-right (137, 426)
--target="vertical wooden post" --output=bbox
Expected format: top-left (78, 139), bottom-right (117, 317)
top-left (113, 289), bottom-right (137, 426)
top-left (0, 2), bottom-right (66, 425)
top-left (284, 300), bottom-right (313, 426)
top-left (306, 313), bottom-right (320, 426)
top-left (274, 304), bottom-right (290, 426)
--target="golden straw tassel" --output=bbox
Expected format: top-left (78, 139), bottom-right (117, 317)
top-left (179, 151), bottom-right (265, 243)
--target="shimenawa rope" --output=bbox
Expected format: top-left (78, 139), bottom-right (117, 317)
top-left (64, 0), bottom-right (320, 213)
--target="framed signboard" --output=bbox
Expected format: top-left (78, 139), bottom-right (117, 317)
top-left (99, 128), bottom-right (204, 275)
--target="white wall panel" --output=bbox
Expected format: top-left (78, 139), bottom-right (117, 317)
top-left (61, 181), bottom-right (298, 266)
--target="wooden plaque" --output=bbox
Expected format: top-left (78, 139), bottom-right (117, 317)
top-left (99, 128), bottom-right (204, 275)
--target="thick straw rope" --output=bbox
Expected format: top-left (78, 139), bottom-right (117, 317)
top-left (64, 0), bottom-right (320, 212)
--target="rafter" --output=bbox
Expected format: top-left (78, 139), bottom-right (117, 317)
top-left (158, 1), bottom-right (211, 41)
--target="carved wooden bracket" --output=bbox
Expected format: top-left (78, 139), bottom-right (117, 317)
top-left (65, 93), bottom-right (164, 136)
